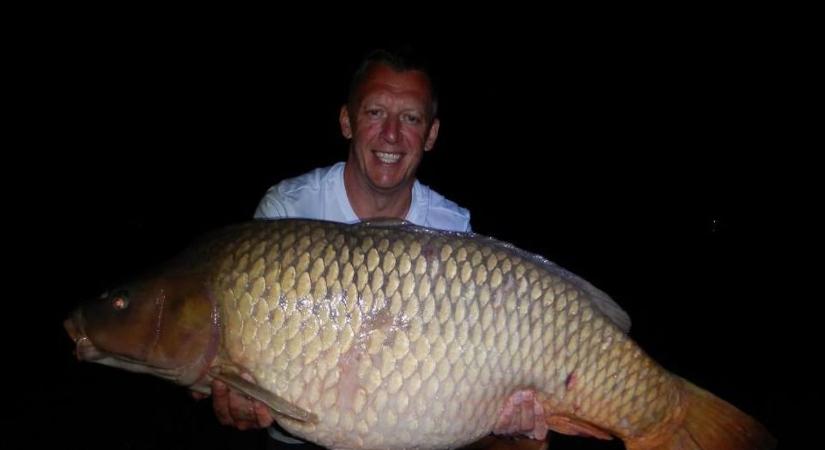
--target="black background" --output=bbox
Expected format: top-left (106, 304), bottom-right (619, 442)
top-left (6, 10), bottom-right (799, 450)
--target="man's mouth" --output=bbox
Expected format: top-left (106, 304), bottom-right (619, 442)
top-left (375, 151), bottom-right (402, 164)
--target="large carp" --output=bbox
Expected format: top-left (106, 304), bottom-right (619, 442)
top-left (64, 219), bottom-right (775, 449)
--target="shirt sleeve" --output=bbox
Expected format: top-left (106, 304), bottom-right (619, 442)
top-left (253, 188), bottom-right (288, 219)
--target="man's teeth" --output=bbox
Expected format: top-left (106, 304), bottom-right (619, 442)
top-left (376, 152), bottom-right (401, 164)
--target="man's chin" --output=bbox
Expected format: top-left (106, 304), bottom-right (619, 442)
top-left (367, 168), bottom-right (408, 189)
top-left (367, 176), bottom-right (410, 194)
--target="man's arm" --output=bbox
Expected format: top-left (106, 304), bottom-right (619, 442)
top-left (254, 188), bottom-right (289, 219)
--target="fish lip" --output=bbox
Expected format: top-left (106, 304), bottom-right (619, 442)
top-left (65, 312), bottom-right (109, 362)
top-left (75, 336), bottom-right (106, 361)
top-left (65, 312), bottom-right (94, 360)
top-left (65, 313), bottom-right (102, 362)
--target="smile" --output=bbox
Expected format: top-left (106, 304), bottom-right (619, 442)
top-left (375, 152), bottom-right (402, 164)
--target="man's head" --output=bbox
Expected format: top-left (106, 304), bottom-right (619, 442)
top-left (340, 48), bottom-right (440, 194)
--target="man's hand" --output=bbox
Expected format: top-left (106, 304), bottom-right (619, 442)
top-left (192, 379), bottom-right (275, 430)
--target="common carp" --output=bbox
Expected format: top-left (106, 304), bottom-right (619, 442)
top-left (64, 218), bottom-right (775, 449)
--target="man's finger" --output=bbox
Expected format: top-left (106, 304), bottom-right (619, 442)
top-left (253, 401), bottom-right (275, 428)
top-left (212, 380), bottom-right (233, 425)
top-left (227, 388), bottom-right (257, 424)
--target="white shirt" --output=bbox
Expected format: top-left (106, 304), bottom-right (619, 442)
top-left (254, 162), bottom-right (471, 232)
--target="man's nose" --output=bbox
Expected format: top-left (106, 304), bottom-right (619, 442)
top-left (381, 116), bottom-right (400, 143)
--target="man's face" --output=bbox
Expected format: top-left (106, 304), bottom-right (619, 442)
top-left (340, 64), bottom-right (440, 193)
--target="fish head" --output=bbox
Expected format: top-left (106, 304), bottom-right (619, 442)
top-left (65, 274), bottom-right (218, 387)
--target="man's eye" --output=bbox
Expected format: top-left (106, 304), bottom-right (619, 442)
top-left (366, 109), bottom-right (383, 118)
top-left (402, 114), bottom-right (422, 124)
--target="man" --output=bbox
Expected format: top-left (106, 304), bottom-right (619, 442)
top-left (205, 48), bottom-right (473, 445)
top-left (254, 48), bottom-right (470, 232)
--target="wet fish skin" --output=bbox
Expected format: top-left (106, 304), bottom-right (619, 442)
top-left (65, 219), bottom-right (775, 450)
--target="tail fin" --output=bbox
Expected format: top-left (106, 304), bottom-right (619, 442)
top-left (627, 378), bottom-right (776, 450)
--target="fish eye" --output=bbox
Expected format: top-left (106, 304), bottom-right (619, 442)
top-left (111, 293), bottom-right (129, 310)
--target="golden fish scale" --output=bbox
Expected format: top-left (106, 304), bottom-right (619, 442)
top-left (211, 220), bottom-right (678, 449)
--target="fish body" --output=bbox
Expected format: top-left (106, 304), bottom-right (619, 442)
top-left (65, 219), bottom-right (775, 449)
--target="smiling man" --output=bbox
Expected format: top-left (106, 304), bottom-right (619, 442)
top-left (253, 48), bottom-right (471, 232)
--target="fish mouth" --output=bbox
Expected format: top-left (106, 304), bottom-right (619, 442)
top-left (64, 314), bottom-right (96, 359)
top-left (74, 336), bottom-right (103, 361)
top-left (65, 314), bottom-right (110, 363)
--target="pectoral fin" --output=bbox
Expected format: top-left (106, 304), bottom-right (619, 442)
top-left (211, 369), bottom-right (318, 424)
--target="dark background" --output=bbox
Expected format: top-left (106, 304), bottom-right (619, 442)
top-left (6, 11), bottom-right (799, 450)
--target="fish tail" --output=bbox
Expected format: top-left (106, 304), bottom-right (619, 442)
top-left (626, 378), bottom-right (776, 450)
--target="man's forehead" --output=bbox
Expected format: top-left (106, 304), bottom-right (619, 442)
top-left (357, 64), bottom-right (432, 105)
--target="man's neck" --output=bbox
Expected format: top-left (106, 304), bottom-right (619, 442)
top-left (343, 163), bottom-right (413, 220)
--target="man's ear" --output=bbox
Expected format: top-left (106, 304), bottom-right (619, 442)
top-left (424, 118), bottom-right (440, 151)
top-left (340, 105), bottom-right (353, 139)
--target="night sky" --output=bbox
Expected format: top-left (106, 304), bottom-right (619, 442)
top-left (8, 17), bottom-right (791, 450)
